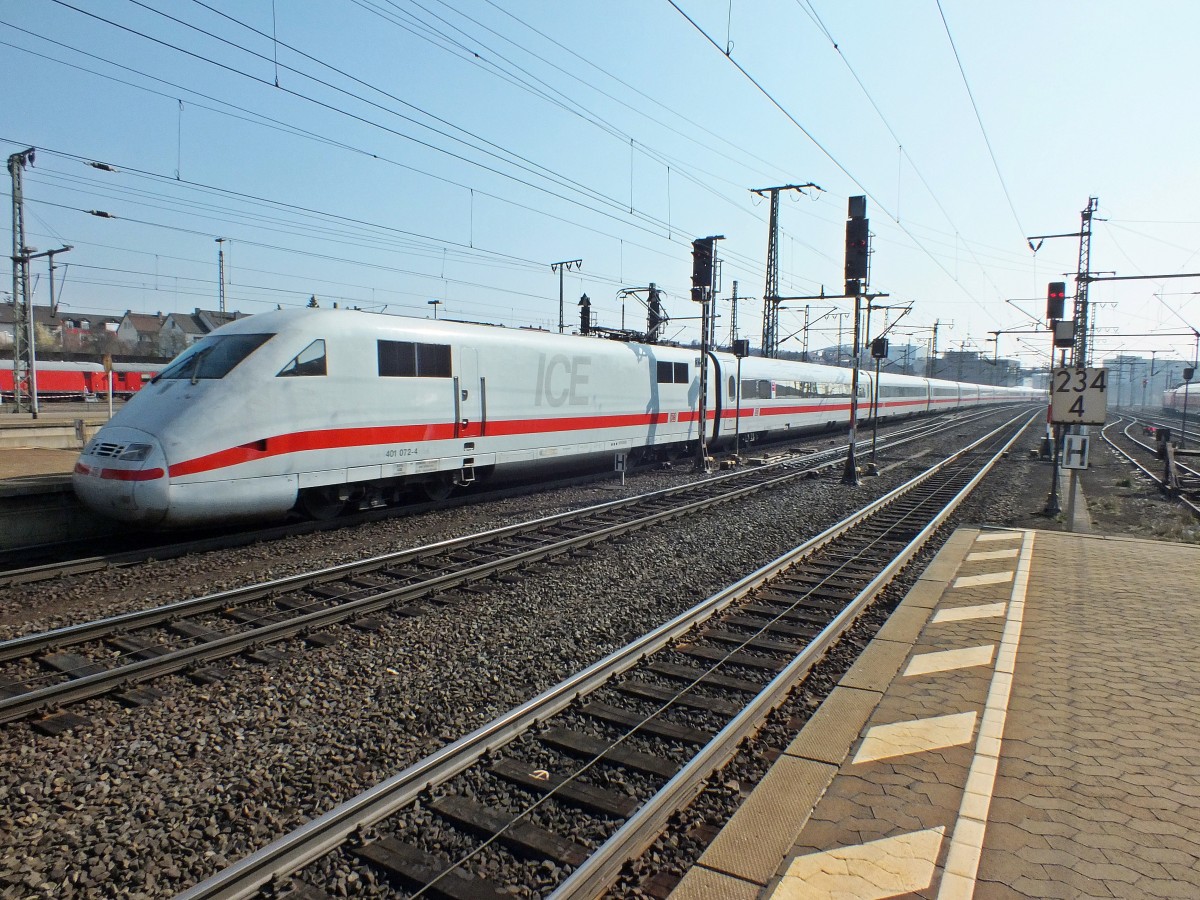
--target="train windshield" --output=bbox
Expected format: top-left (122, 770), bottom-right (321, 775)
top-left (154, 333), bottom-right (274, 382)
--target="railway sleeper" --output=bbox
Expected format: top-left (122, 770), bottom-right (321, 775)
top-left (114, 686), bottom-right (164, 708)
top-left (107, 635), bottom-right (172, 661)
top-left (31, 709), bottom-right (91, 736)
top-left (539, 725), bottom-right (678, 779)
top-left (582, 700), bottom-right (712, 746)
top-left (643, 660), bottom-right (765, 694)
top-left (722, 614), bottom-right (821, 641)
top-left (490, 755), bottom-right (638, 819)
top-left (169, 620), bottom-right (228, 643)
top-left (274, 596), bottom-right (334, 614)
top-left (223, 605), bottom-right (290, 626)
top-left (354, 836), bottom-right (509, 900)
top-left (740, 601), bottom-right (834, 628)
top-left (428, 794), bottom-right (590, 867)
top-left (674, 644), bottom-right (785, 672)
top-left (40, 651), bottom-right (108, 679)
top-left (615, 678), bottom-right (742, 718)
top-left (758, 588), bottom-right (857, 611)
top-left (700, 628), bottom-right (803, 656)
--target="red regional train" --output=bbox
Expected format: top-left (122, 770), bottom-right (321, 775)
top-left (0, 360), bottom-right (166, 402)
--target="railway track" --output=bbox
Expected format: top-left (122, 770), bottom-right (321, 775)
top-left (0, 410), bottom-right (1010, 732)
top-left (172, 410), bottom-right (1033, 900)
top-left (0, 411), bottom-right (995, 587)
top-left (1101, 416), bottom-right (1200, 516)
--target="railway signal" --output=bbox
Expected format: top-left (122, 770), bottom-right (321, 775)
top-left (1047, 282), bottom-right (1066, 321)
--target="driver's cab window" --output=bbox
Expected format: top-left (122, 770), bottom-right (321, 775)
top-left (278, 339), bottom-right (327, 377)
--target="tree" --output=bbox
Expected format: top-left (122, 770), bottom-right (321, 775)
top-left (33, 323), bottom-right (58, 351)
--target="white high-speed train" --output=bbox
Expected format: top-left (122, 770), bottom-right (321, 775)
top-left (72, 308), bottom-right (1036, 527)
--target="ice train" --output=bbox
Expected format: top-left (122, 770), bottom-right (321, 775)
top-left (72, 308), bottom-right (1036, 527)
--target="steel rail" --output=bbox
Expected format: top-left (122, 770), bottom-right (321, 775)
top-left (0, 462), bottom-right (816, 724)
top-left (551, 412), bottom-right (1033, 898)
top-left (0, 422), bottom-right (932, 722)
top-left (176, 410), bottom-right (1034, 900)
top-left (0, 407), bottom-right (1012, 587)
top-left (0, 409), bottom-right (1002, 667)
top-left (1120, 419), bottom-right (1200, 481)
top-left (1101, 419), bottom-right (1200, 517)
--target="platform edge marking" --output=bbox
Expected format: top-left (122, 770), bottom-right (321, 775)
top-left (903, 644), bottom-right (995, 678)
top-left (769, 826), bottom-right (946, 900)
top-left (952, 571), bottom-right (1014, 589)
top-left (851, 711), bottom-right (977, 765)
top-left (936, 529), bottom-right (1035, 900)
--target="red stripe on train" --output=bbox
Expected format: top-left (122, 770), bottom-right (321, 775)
top-left (163, 398), bottom-right (982, 479)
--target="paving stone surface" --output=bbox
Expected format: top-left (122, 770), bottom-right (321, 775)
top-left (759, 529), bottom-right (1200, 900)
top-left (977, 532), bottom-right (1200, 899)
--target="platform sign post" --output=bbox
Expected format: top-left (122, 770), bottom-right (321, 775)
top-left (104, 353), bottom-right (113, 420)
top-left (1048, 367), bottom-right (1106, 531)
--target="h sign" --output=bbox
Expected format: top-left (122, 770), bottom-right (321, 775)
top-left (1062, 434), bottom-right (1090, 470)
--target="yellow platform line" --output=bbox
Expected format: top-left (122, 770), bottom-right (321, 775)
top-left (973, 531), bottom-right (1022, 542)
top-left (966, 548), bottom-right (1019, 562)
top-left (852, 711), bottom-right (977, 765)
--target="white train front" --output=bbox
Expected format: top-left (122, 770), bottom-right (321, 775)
top-left (72, 308), bottom-right (1034, 527)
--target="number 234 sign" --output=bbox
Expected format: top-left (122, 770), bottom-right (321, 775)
top-left (1050, 367), bottom-right (1108, 425)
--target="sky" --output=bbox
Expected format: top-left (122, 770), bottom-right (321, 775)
top-left (4, 0), bottom-right (1200, 375)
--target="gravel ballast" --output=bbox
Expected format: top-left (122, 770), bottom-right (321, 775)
top-left (1, 410), bottom-right (1183, 899)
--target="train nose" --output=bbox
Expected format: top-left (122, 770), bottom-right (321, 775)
top-left (72, 427), bottom-right (170, 525)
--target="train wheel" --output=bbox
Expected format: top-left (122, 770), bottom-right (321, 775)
top-left (299, 486), bottom-right (346, 520)
top-left (418, 474), bottom-right (454, 502)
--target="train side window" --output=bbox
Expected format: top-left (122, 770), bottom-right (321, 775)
top-left (378, 340), bottom-right (451, 377)
top-left (656, 361), bottom-right (672, 383)
top-left (278, 340), bottom-right (327, 377)
top-left (673, 362), bottom-right (689, 384)
top-left (728, 375), bottom-right (735, 395)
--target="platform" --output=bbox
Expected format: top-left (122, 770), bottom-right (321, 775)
top-left (0, 443), bottom-right (111, 554)
top-left (671, 527), bottom-right (1200, 900)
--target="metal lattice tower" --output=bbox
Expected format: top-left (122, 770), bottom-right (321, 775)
top-left (1072, 197), bottom-right (1098, 366)
top-left (8, 148), bottom-right (35, 414)
top-left (752, 183), bottom-right (817, 357)
top-left (760, 189), bottom-right (782, 357)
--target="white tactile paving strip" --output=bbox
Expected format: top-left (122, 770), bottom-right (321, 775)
top-left (772, 828), bottom-right (947, 900)
top-left (851, 711), bottom-right (979, 765)
top-left (931, 602), bottom-right (1006, 624)
top-left (952, 570), bottom-right (1014, 588)
top-left (903, 644), bottom-right (995, 677)
top-left (965, 548), bottom-right (1019, 562)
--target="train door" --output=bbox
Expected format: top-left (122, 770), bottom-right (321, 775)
top-left (456, 348), bottom-right (484, 439)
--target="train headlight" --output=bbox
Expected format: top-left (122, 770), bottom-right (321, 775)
top-left (118, 443), bottom-right (154, 461)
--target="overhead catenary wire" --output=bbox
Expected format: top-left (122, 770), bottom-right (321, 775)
top-left (10, 10), bottom-right (776, 290)
top-left (934, 0), bottom-right (1028, 242)
top-left (6, 10), bottom-right (1044, 315)
top-left (664, 0), bottom-right (1008, 331)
